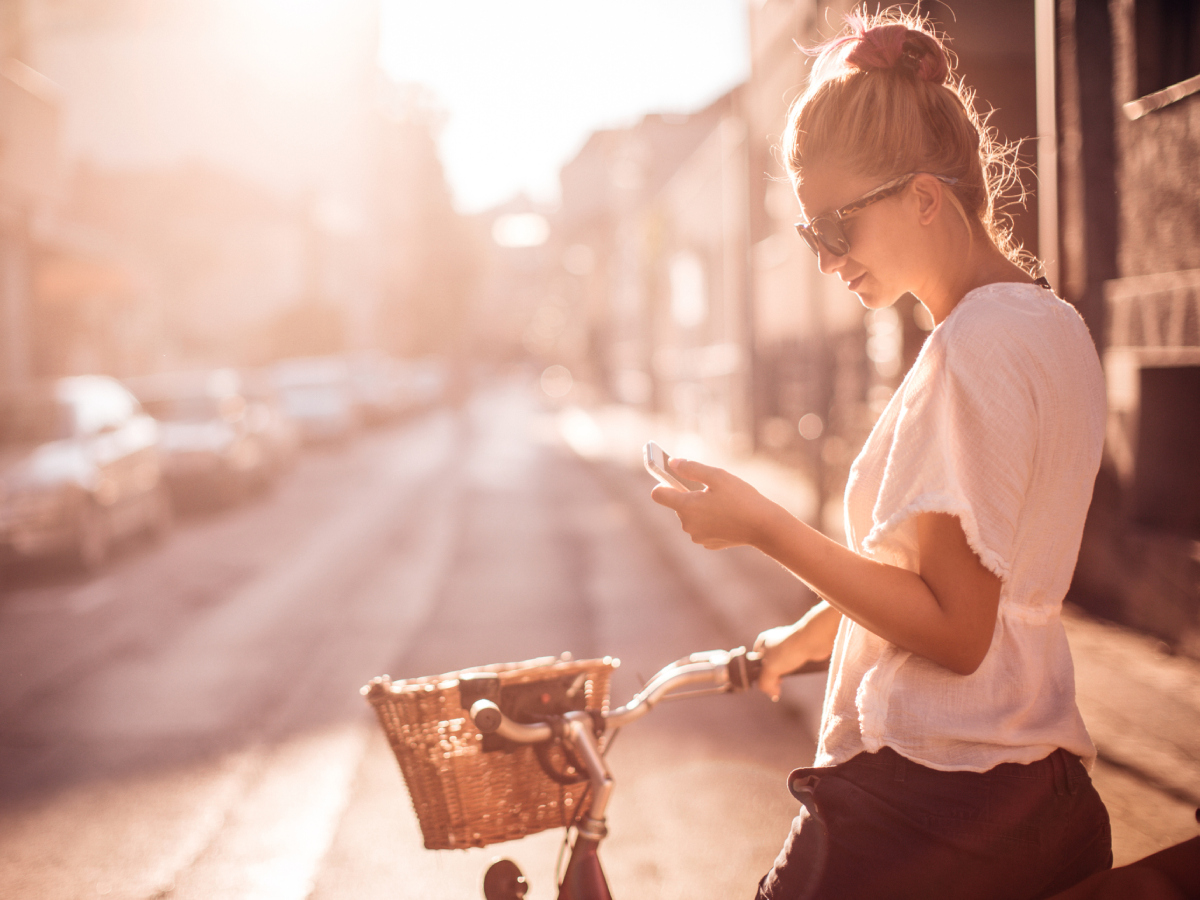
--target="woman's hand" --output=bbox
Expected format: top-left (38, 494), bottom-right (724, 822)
top-left (650, 462), bottom-right (1003, 677)
top-left (753, 603), bottom-right (841, 701)
top-left (649, 458), bottom-right (786, 550)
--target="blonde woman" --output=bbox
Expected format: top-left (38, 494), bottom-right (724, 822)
top-left (653, 11), bottom-right (1112, 900)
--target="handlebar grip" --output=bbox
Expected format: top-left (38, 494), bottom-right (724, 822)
top-left (726, 647), bottom-right (830, 691)
top-left (470, 699), bottom-right (503, 734)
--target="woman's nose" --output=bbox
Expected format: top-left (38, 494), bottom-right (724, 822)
top-left (816, 244), bottom-right (846, 275)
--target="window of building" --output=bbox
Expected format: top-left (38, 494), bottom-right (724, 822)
top-left (1134, 365), bottom-right (1200, 533)
top-left (1135, 0), bottom-right (1200, 96)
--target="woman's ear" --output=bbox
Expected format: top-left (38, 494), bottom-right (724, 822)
top-left (911, 174), bottom-right (943, 225)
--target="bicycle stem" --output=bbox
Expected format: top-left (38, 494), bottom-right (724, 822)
top-left (561, 711), bottom-right (613, 840)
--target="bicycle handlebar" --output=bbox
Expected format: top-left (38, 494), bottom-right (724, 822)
top-left (468, 647), bottom-right (828, 743)
top-left (469, 699), bottom-right (554, 742)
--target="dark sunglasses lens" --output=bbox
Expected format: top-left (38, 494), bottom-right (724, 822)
top-left (812, 220), bottom-right (849, 257)
top-left (795, 224), bottom-right (820, 256)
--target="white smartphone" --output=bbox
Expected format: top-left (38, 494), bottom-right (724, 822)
top-left (643, 441), bottom-right (698, 491)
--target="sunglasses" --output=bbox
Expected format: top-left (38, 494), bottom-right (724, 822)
top-left (794, 172), bottom-right (958, 257)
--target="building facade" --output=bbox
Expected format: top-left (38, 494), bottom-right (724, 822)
top-left (0, 52), bottom-right (60, 386)
top-left (1061, 0), bottom-right (1200, 651)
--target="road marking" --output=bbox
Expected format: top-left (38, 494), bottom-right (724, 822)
top-left (165, 724), bottom-right (370, 900)
top-left (152, 422), bottom-right (466, 899)
top-left (0, 578), bottom-right (119, 616)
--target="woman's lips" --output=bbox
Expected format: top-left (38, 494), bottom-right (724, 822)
top-left (846, 274), bottom-right (866, 292)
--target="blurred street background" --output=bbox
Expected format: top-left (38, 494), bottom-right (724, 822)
top-left (0, 1), bottom-right (1198, 898)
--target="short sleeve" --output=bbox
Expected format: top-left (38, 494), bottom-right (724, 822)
top-left (861, 319), bottom-right (1036, 581)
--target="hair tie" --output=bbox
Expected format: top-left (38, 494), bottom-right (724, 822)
top-left (841, 23), bottom-right (950, 84)
top-left (899, 39), bottom-right (925, 75)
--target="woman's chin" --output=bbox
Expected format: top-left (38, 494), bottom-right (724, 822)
top-left (856, 289), bottom-right (899, 310)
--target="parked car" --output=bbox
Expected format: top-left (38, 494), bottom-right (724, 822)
top-left (0, 375), bottom-right (171, 571)
top-left (346, 351), bottom-right (408, 425)
top-left (125, 369), bottom-right (271, 508)
top-left (271, 357), bottom-right (360, 445)
top-left (238, 369), bottom-right (300, 478)
top-left (399, 356), bottom-right (450, 411)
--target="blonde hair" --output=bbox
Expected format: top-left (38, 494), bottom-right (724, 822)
top-left (783, 8), bottom-right (1031, 271)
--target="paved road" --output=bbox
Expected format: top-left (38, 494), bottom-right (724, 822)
top-left (0, 380), bottom-right (814, 900)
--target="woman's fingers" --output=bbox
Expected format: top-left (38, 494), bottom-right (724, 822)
top-left (649, 458), bottom-right (769, 549)
top-left (757, 669), bottom-right (782, 702)
top-left (650, 489), bottom-right (730, 546)
top-left (754, 624), bottom-right (808, 700)
top-left (668, 456), bottom-right (723, 486)
top-left (649, 460), bottom-right (724, 510)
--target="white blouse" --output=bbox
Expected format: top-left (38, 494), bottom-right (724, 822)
top-left (815, 282), bottom-right (1106, 773)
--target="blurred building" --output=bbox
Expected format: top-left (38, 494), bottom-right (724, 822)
top-left (0, 0), bottom-right (480, 374)
top-left (30, 230), bottom-right (154, 377)
top-left (555, 100), bottom-right (752, 448)
top-left (373, 90), bottom-right (480, 360)
top-left (469, 197), bottom-right (557, 368)
top-left (1059, 0), bottom-right (1200, 651)
top-left (0, 17), bottom-right (61, 386)
top-left (60, 162), bottom-right (306, 367)
top-left (14, 0), bottom-right (404, 371)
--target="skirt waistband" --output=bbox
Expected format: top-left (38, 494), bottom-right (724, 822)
top-left (788, 746), bottom-right (1085, 802)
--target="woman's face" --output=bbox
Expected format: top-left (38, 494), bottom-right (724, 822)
top-left (796, 162), bottom-right (925, 309)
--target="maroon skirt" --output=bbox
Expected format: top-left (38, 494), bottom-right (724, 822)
top-left (755, 746), bottom-right (1112, 900)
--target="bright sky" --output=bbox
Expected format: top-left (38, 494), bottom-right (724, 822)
top-left (33, 0), bottom-right (749, 218)
top-left (378, 0), bottom-right (751, 213)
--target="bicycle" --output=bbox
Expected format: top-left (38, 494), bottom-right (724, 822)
top-left (365, 648), bottom-right (1200, 900)
top-left (365, 646), bottom-right (826, 900)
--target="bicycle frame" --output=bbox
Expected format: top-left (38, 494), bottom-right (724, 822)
top-left (471, 648), bottom-right (766, 900)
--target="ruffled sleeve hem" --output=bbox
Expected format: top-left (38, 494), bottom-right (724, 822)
top-left (861, 490), bottom-right (1013, 582)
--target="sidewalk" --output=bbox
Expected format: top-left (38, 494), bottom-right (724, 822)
top-left (555, 401), bottom-right (1200, 867)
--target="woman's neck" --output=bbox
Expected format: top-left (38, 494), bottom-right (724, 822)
top-left (920, 238), bottom-right (1032, 326)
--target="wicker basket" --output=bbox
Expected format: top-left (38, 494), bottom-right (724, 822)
top-left (362, 654), bottom-right (617, 850)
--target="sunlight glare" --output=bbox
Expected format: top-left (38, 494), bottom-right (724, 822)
top-left (492, 213), bottom-right (550, 248)
top-left (215, 0), bottom-right (372, 96)
top-left (379, 0), bottom-right (749, 212)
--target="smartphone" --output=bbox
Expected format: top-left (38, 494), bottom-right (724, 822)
top-left (643, 441), bottom-right (700, 491)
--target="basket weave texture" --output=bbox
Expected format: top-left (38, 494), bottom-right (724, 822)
top-left (363, 655), bottom-right (616, 850)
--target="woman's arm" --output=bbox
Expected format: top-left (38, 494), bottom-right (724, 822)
top-left (651, 459), bottom-right (1002, 676)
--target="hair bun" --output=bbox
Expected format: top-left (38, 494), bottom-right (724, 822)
top-left (844, 22), bottom-right (949, 84)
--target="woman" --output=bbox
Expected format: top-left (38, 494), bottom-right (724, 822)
top-left (651, 11), bottom-right (1112, 900)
